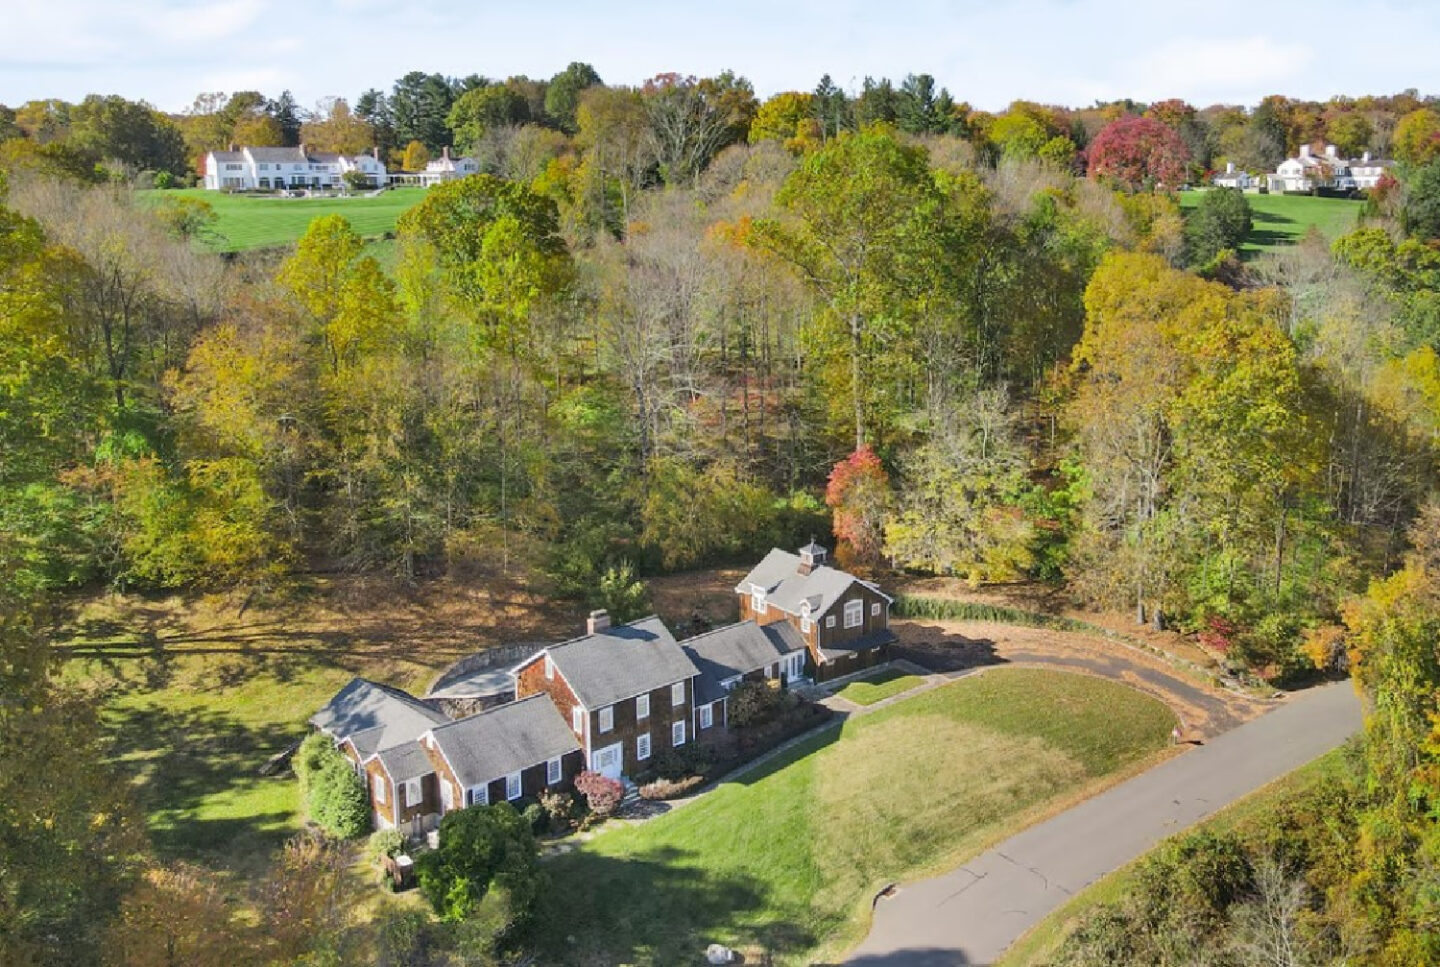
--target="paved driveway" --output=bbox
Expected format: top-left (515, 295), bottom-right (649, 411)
top-left (846, 681), bottom-right (1364, 965)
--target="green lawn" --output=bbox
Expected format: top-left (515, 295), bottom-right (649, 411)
top-left (531, 668), bottom-right (1176, 965)
top-left (833, 667), bottom-right (927, 706)
top-left (1179, 190), bottom-right (1365, 257)
top-left (143, 187), bottom-right (427, 252)
top-left (997, 745), bottom-right (1352, 967)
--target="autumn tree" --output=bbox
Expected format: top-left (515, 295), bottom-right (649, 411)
top-left (299, 97), bottom-right (374, 155)
top-left (826, 445), bottom-right (890, 567)
top-left (401, 138), bottom-right (431, 171)
top-left (1393, 107), bottom-right (1440, 165)
top-left (1086, 115), bottom-right (1190, 190)
top-left (749, 91), bottom-right (820, 152)
top-left (544, 61), bottom-right (602, 133)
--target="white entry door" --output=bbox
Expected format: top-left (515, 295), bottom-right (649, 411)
top-left (591, 742), bottom-right (624, 780)
top-left (784, 651), bottom-right (806, 683)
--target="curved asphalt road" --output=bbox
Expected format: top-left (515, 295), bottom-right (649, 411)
top-left (846, 681), bottom-right (1364, 966)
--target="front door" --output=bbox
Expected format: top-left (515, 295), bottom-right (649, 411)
top-left (591, 742), bottom-right (623, 780)
top-left (783, 651), bottom-right (805, 684)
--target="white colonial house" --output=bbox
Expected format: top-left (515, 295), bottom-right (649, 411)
top-left (1266, 144), bottom-right (1393, 193)
top-left (1211, 162), bottom-right (1257, 190)
top-left (390, 147), bottom-right (482, 187)
top-left (202, 145), bottom-right (389, 191)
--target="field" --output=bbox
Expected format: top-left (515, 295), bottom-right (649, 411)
top-left (531, 668), bottom-right (1176, 965)
top-left (1178, 190), bottom-right (1365, 256)
top-left (143, 187), bottom-right (427, 252)
top-left (997, 745), bottom-right (1352, 966)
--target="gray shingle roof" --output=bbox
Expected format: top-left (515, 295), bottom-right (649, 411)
top-left (377, 740), bottom-right (435, 782)
top-left (311, 678), bottom-right (449, 753)
top-left (208, 150), bottom-right (245, 163)
top-left (427, 695), bottom-right (580, 789)
top-left (737, 548), bottom-right (892, 618)
top-left (683, 620), bottom-right (803, 705)
top-left (245, 146), bottom-right (308, 163)
top-left (820, 628), bottom-right (898, 661)
top-left (544, 616), bottom-right (698, 709)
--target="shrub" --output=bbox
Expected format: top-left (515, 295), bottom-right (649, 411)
top-left (295, 731), bottom-right (332, 784)
top-left (415, 804), bottom-right (541, 927)
top-left (309, 755), bottom-right (370, 839)
top-left (650, 744), bottom-right (715, 781)
top-left (727, 680), bottom-right (783, 727)
top-left (365, 828), bottom-right (406, 867)
top-left (374, 905), bottom-right (432, 967)
top-left (538, 789), bottom-right (577, 832)
top-left (573, 770), bottom-right (623, 819)
top-left (521, 801), bottom-right (547, 835)
top-left (639, 775), bottom-right (706, 801)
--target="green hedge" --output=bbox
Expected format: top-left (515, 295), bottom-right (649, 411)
top-left (894, 594), bottom-right (1092, 633)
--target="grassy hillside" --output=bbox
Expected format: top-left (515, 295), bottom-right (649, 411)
top-left (533, 668), bottom-right (1176, 965)
top-left (1178, 190), bottom-right (1365, 256)
top-left (144, 187), bottom-right (427, 252)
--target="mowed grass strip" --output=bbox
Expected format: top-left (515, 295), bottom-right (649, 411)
top-left (1178, 190), bottom-right (1364, 256)
top-left (833, 667), bottom-right (927, 706)
top-left (531, 668), bottom-right (1176, 965)
top-left (142, 187), bottom-right (428, 252)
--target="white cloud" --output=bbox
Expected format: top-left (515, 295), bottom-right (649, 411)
top-left (148, 0), bottom-right (268, 43)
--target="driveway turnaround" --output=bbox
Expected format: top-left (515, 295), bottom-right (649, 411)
top-left (846, 681), bottom-right (1364, 966)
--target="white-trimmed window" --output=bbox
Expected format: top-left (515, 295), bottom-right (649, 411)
top-left (546, 757), bottom-right (562, 785)
top-left (671, 682), bottom-right (685, 706)
top-left (871, 602), bottom-right (882, 617)
top-left (751, 586), bottom-right (767, 614)
top-left (599, 705), bottom-right (614, 732)
top-left (373, 775), bottom-right (387, 804)
top-left (637, 732), bottom-right (651, 760)
top-left (636, 694), bottom-right (650, 720)
top-left (672, 720), bottom-right (687, 747)
top-left (844, 600), bottom-right (863, 629)
top-left (801, 614), bottom-right (812, 633)
top-left (544, 654), bottom-right (555, 680)
top-left (826, 615), bottom-right (836, 628)
top-left (403, 778), bottom-right (422, 808)
top-left (572, 706), bottom-right (584, 734)
top-left (699, 703), bottom-right (713, 729)
top-left (721, 676), bottom-right (741, 691)
top-left (505, 772), bottom-right (522, 801)
top-left (467, 784), bottom-right (488, 807)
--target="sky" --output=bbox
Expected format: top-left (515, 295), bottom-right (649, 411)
top-left (3, 0), bottom-right (1439, 114)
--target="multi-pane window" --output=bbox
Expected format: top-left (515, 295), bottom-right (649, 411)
top-left (467, 785), bottom-right (488, 807)
top-left (599, 705), bottom-right (614, 732)
top-left (637, 732), bottom-right (651, 760)
top-left (871, 602), bottom-right (882, 616)
top-left (672, 720), bottom-right (687, 747)
top-left (572, 706), bottom-right (584, 734)
top-left (844, 600), bottom-right (863, 629)
top-left (547, 757), bottom-right (562, 785)
top-left (505, 772), bottom-right (522, 800)
top-left (636, 694), bottom-right (650, 720)
top-left (671, 682), bottom-right (685, 706)
top-left (373, 775), bottom-right (387, 803)
top-left (403, 779), bottom-right (421, 808)
top-left (751, 587), bottom-right (767, 614)
top-left (699, 703), bottom-right (713, 729)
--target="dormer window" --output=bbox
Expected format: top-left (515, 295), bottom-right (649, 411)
top-left (751, 586), bottom-right (767, 615)
top-left (544, 654), bottom-right (555, 680)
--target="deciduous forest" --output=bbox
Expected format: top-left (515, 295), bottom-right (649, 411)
top-left (2, 68), bottom-right (1438, 964)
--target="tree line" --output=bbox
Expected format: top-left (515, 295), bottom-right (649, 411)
top-left (2, 69), bottom-right (1439, 962)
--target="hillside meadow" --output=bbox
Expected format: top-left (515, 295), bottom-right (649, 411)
top-left (143, 186), bottom-right (426, 252)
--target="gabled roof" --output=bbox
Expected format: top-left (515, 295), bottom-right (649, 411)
top-left (682, 620), bottom-right (803, 705)
top-left (376, 740), bottom-right (435, 783)
top-left (208, 149), bottom-right (245, 163)
top-left (425, 695), bottom-right (580, 789)
top-left (310, 677), bottom-right (449, 753)
top-left (245, 146), bottom-right (309, 164)
top-left (737, 548), bottom-right (893, 618)
top-left (539, 616), bottom-right (698, 709)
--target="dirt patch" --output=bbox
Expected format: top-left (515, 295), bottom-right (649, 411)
top-left (647, 567), bottom-right (744, 630)
top-left (893, 576), bottom-right (1220, 669)
top-left (894, 619), bottom-right (1270, 738)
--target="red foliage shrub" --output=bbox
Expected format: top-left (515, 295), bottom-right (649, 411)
top-left (573, 770), bottom-right (623, 818)
top-left (1197, 614), bottom-right (1242, 655)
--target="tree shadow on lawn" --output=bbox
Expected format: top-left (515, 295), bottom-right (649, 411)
top-left (533, 845), bottom-right (821, 964)
top-left (104, 701), bottom-right (301, 862)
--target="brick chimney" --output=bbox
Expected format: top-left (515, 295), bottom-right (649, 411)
top-left (1299, 144), bottom-right (1312, 159)
top-left (587, 609), bottom-right (611, 635)
top-left (372, 145), bottom-right (380, 160)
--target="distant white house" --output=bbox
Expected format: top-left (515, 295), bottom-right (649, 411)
top-left (1266, 144), bottom-right (1393, 193)
top-left (389, 147), bottom-right (482, 188)
top-left (202, 145), bottom-right (388, 191)
top-left (1211, 162), bottom-right (1257, 190)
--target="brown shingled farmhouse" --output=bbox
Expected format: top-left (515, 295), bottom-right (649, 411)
top-left (308, 542), bottom-right (892, 836)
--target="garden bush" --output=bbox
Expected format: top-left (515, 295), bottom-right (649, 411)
top-left (573, 770), bottom-right (623, 819)
top-left (296, 734), bottom-right (369, 839)
top-left (639, 775), bottom-right (706, 801)
top-left (365, 828), bottom-right (406, 867)
top-left (727, 680), bottom-right (784, 727)
top-left (538, 789), bottom-right (577, 833)
top-left (650, 743), bottom-right (715, 781)
top-left (415, 803), bottom-right (541, 927)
